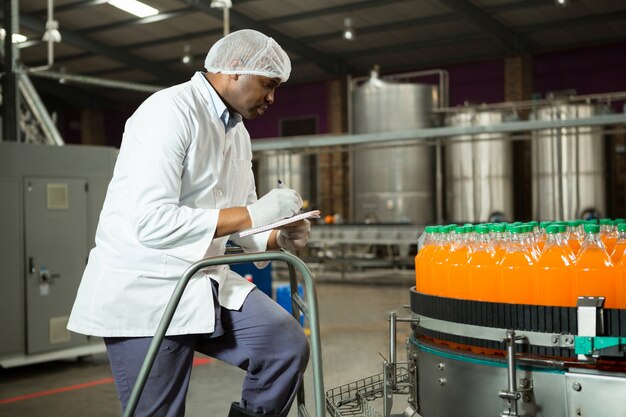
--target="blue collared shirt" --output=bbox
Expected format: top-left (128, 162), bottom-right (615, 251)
top-left (201, 73), bottom-right (242, 134)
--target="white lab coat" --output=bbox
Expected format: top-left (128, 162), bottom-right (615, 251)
top-left (67, 72), bottom-right (270, 337)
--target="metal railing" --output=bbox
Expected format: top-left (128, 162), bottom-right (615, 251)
top-left (124, 251), bottom-right (325, 417)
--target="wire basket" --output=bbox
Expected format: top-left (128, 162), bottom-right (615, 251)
top-left (325, 367), bottom-right (410, 417)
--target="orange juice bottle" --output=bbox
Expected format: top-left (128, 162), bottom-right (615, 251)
top-left (534, 225), bottom-right (575, 306)
top-left (415, 226), bottom-right (437, 293)
top-left (490, 223), bottom-right (508, 262)
top-left (600, 218), bottom-right (618, 255)
top-left (567, 220), bottom-right (582, 255)
top-left (498, 225), bottom-right (535, 304)
top-left (431, 226), bottom-right (453, 296)
top-left (536, 221), bottom-right (550, 251)
top-left (611, 223), bottom-right (626, 264)
top-left (617, 253), bottom-right (626, 309)
top-left (447, 226), bottom-right (471, 299)
top-left (574, 224), bottom-right (616, 308)
top-left (522, 224), bottom-right (540, 261)
top-left (468, 224), bottom-right (498, 302)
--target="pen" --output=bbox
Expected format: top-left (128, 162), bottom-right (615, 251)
top-left (277, 179), bottom-right (286, 189)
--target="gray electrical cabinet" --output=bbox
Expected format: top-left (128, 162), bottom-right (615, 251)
top-left (0, 142), bottom-right (117, 367)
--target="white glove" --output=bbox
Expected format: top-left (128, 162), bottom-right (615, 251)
top-left (277, 220), bottom-right (311, 251)
top-left (247, 188), bottom-right (303, 228)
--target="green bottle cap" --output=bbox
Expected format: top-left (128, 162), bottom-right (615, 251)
top-left (584, 224), bottom-right (600, 234)
top-left (546, 225), bottom-right (560, 234)
top-left (618, 224), bottom-right (626, 233)
top-left (475, 225), bottom-right (490, 234)
top-left (600, 218), bottom-right (613, 225)
top-left (490, 224), bottom-right (506, 233)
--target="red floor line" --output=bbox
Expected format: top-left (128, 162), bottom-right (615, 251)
top-left (0, 377), bottom-right (115, 404)
top-left (0, 357), bottom-right (214, 405)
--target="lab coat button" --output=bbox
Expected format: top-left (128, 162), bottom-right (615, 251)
top-left (215, 188), bottom-right (223, 197)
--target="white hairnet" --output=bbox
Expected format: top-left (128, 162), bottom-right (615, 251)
top-left (205, 29), bottom-right (291, 82)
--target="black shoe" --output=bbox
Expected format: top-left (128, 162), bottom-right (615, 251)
top-left (228, 402), bottom-right (275, 417)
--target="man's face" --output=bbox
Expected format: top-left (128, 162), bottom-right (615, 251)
top-left (227, 74), bottom-right (282, 120)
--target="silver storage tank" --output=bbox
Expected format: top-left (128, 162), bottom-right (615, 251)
top-left (353, 72), bottom-right (435, 224)
top-left (256, 152), bottom-right (315, 209)
top-left (445, 109), bottom-right (514, 223)
top-left (531, 103), bottom-right (606, 220)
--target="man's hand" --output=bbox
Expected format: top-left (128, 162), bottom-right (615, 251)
top-left (247, 188), bottom-right (303, 228)
top-left (277, 219), bottom-right (311, 251)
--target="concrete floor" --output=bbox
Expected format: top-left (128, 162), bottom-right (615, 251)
top-left (0, 279), bottom-right (413, 417)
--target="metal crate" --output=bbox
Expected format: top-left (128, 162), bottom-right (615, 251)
top-left (326, 367), bottom-right (411, 417)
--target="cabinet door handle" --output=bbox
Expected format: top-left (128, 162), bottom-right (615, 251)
top-left (28, 257), bottom-right (35, 275)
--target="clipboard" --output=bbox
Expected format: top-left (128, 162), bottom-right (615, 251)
top-left (239, 210), bottom-right (321, 237)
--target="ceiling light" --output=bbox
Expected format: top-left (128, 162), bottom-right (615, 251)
top-left (210, 0), bottom-right (232, 8)
top-left (42, 20), bottom-right (62, 43)
top-left (555, 0), bottom-right (570, 6)
top-left (343, 17), bottom-right (355, 41)
top-left (182, 44), bottom-right (192, 65)
top-left (0, 28), bottom-right (28, 43)
top-left (108, 0), bottom-right (159, 18)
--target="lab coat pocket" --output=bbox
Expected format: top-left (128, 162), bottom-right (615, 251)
top-left (230, 159), bottom-right (252, 205)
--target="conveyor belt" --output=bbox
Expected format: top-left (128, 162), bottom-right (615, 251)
top-left (410, 288), bottom-right (626, 358)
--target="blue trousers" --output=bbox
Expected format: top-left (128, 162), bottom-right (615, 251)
top-left (104, 288), bottom-right (310, 417)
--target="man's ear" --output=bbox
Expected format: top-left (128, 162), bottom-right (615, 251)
top-left (228, 73), bottom-right (239, 81)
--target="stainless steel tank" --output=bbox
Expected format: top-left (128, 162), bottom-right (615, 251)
top-left (531, 103), bottom-right (606, 220)
top-left (445, 109), bottom-right (514, 223)
top-left (352, 72), bottom-right (435, 224)
top-left (256, 152), bottom-right (315, 210)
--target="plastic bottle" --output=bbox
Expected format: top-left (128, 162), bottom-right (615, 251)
top-left (447, 226), bottom-right (471, 299)
top-left (522, 224), bottom-right (541, 261)
top-left (415, 226), bottom-right (437, 293)
top-left (498, 225), bottom-right (535, 304)
top-left (611, 223), bottom-right (626, 264)
top-left (534, 225), bottom-right (575, 306)
top-left (468, 225), bottom-right (498, 302)
top-left (490, 223), bottom-right (508, 262)
top-left (567, 220), bottom-right (582, 255)
top-left (431, 226), bottom-right (453, 296)
top-left (600, 218), bottom-right (618, 255)
top-left (574, 224), bottom-right (616, 308)
top-left (535, 222), bottom-right (551, 253)
top-left (617, 252), bottom-right (626, 309)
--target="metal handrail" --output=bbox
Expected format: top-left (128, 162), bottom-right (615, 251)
top-left (124, 251), bottom-right (325, 417)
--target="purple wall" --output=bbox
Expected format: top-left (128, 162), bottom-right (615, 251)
top-left (534, 43), bottom-right (626, 97)
top-left (445, 59), bottom-right (505, 106)
top-left (97, 43), bottom-right (626, 146)
top-left (244, 81), bottom-right (329, 139)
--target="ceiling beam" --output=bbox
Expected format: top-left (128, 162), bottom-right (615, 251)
top-left (262, 0), bottom-right (412, 26)
top-left (184, 0), bottom-right (349, 76)
top-left (31, 0), bottom-right (109, 17)
top-left (78, 7), bottom-right (196, 35)
top-left (341, 32), bottom-right (493, 59)
top-left (300, 0), bottom-right (548, 44)
top-left (518, 9), bottom-right (626, 33)
top-left (437, 0), bottom-right (527, 52)
top-left (30, 0), bottom-right (550, 69)
top-left (8, 11), bottom-right (184, 83)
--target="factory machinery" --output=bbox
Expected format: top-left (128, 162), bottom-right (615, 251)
top-left (326, 284), bottom-right (626, 417)
top-left (0, 142), bottom-right (117, 368)
top-left (253, 68), bottom-right (626, 277)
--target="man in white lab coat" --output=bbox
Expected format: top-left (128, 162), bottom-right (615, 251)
top-left (68, 29), bottom-right (311, 417)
